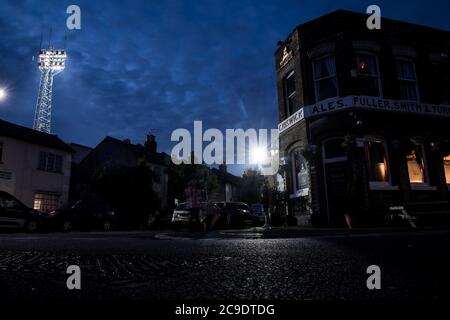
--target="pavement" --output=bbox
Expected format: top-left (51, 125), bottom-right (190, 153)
top-left (0, 227), bottom-right (448, 303)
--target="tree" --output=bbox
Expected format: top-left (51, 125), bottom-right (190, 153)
top-left (168, 162), bottom-right (218, 206)
top-left (239, 169), bottom-right (264, 204)
top-left (92, 163), bottom-right (160, 229)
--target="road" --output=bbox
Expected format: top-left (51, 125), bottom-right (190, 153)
top-left (0, 228), bottom-right (449, 302)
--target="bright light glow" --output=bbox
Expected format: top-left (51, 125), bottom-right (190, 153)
top-left (0, 88), bottom-right (7, 101)
top-left (250, 146), bottom-right (268, 165)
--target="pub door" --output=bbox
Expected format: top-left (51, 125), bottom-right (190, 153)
top-left (322, 138), bottom-right (349, 226)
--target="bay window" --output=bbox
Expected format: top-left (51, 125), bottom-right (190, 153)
top-left (33, 192), bottom-right (60, 212)
top-left (444, 154), bottom-right (450, 184)
top-left (365, 138), bottom-right (390, 186)
top-left (406, 146), bottom-right (428, 184)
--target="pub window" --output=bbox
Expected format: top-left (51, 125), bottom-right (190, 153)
top-left (284, 70), bottom-right (298, 117)
top-left (365, 138), bottom-right (390, 184)
top-left (444, 154), bottom-right (450, 184)
top-left (38, 151), bottom-right (63, 173)
top-left (33, 192), bottom-right (60, 212)
top-left (395, 58), bottom-right (419, 101)
top-left (291, 150), bottom-right (308, 193)
top-left (276, 173), bottom-right (285, 192)
top-left (406, 146), bottom-right (428, 184)
top-left (355, 52), bottom-right (381, 97)
top-left (323, 138), bottom-right (347, 162)
top-left (313, 55), bottom-right (338, 101)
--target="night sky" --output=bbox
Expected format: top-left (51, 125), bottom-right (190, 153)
top-left (1, 0), bottom-right (449, 175)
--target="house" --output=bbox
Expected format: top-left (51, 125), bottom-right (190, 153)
top-left (0, 118), bottom-right (73, 211)
top-left (275, 10), bottom-right (450, 226)
top-left (70, 143), bottom-right (92, 164)
top-left (77, 134), bottom-right (170, 210)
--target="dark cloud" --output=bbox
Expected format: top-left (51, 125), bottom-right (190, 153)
top-left (0, 0), bottom-right (449, 175)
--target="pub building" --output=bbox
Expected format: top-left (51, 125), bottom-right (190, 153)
top-left (275, 10), bottom-right (450, 227)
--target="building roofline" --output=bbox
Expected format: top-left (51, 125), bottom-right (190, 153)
top-left (0, 118), bottom-right (74, 153)
top-left (275, 9), bottom-right (450, 55)
top-left (69, 142), bottom-right (93, 150)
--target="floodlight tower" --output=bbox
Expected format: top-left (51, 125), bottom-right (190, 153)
top-left (33, 48), bottom-right (67, 133)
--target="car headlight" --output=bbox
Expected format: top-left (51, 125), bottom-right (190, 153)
top-left (47, 210), bottom-right (57, 217)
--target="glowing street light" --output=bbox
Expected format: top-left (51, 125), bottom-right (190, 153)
top-left (250, 146), bottom-right (268, 165)
top-left (0, 88), bottom-right (7, 101)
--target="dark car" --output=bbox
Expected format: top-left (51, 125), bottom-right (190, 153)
top-left (214, 202), bottom-right (259, 228)
top-left (49, 199), bottom-right (115, 231)
top-left (0, 190), bottom-right (43, 232)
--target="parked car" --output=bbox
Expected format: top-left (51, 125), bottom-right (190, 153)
top-left (251, 203), bottom-right (266, 226)
top-left (199, 202), bottom-right (227, 230)
top-left (172, 202), bottom-right (191, 230)
top-left (172, 202), bottom-right (225, 231)
top-left (0, 190), bottom-right (44, 232)
top-left (214, 202), bottom-right (259, 228)
top-left (48, 199), bottom-right (115, 231)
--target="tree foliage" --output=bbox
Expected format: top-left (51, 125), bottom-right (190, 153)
top-left (92, 163), bottom-right (160, 228)
top-left (239, 168), bottom-right (264, 204)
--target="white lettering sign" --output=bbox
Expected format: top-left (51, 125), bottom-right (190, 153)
top-left (279, 96), bottom-right (450, 134)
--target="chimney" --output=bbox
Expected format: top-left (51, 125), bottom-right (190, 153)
top-left (145, 134), bottom-right (157, 153)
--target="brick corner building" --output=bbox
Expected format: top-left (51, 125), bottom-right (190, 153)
top-left (275, 10), bottom-right (450, 227)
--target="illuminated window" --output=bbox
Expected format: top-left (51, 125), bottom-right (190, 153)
top-left (406, 146), bottom-right (427, 184)
top-left (313, 55), bottom-right (338, 101)
top-left (355, 53), bottom-right (381, 97)
top-left (33, 192), bottom-right (60, 212)
top-left (276, 173), bottom-right (285, 192)
top-left (284, 71), bottom-right (298, 117)
top-left (444, 155), bottom-right (450, 184)
top-left (365, 139), bottom-right (389, 183)
top-left (290, 150), bottom-right (309, 194)
top-left (396, 58), bottom-right (419, 101)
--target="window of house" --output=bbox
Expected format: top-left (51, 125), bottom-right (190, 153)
top-left (395, 58), bottom-right (419, 101)
top-left (313, 55), bottom-right (338, 101)
top-left (356, 53), bottom-right (381, 97)
top-left (38, 151), bottom-right (63, 173)
top-left (365, 139), bottom-right (390, 184)
top-left (33, 192), bottom-right (60, 212)
top-left (444, 155), bottom-right (450, 184)
top-left (284, 70), bottom-right (298, 117)
top-left (406, 146), bottom-right (428, 184)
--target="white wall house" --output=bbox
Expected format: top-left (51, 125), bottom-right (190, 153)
top-left (0, 119), bottom-right (73, 211)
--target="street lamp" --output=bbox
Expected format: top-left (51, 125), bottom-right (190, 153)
top-left (0, 88), bottom-right (7, 102)
top-left (250, 146), bottom-right (268, 165)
